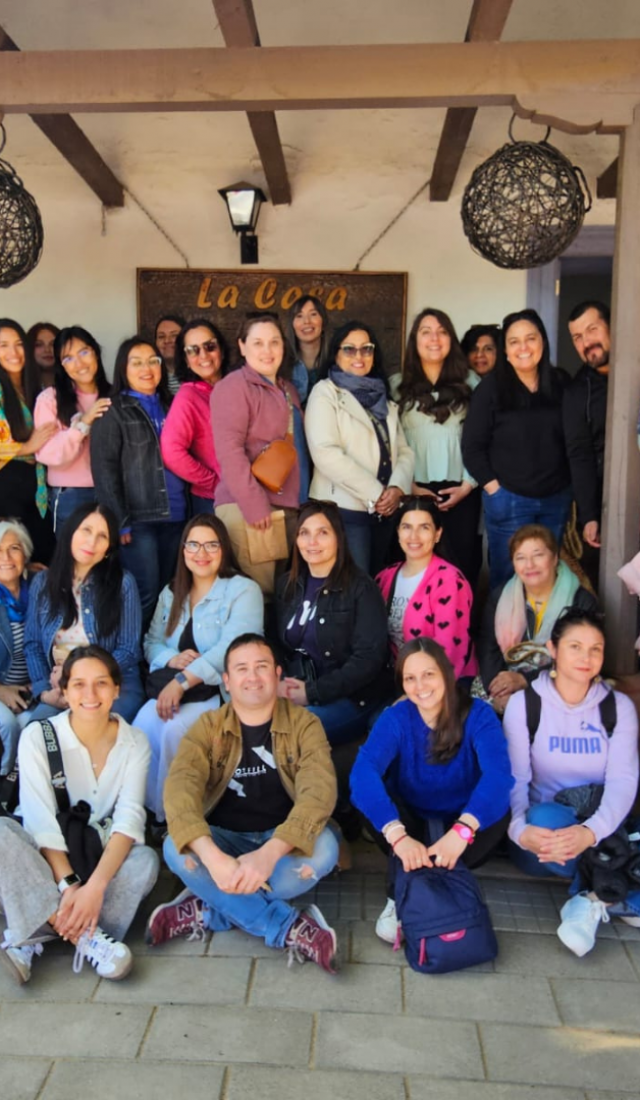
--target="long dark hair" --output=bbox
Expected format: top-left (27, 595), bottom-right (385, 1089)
top-left (44, 503), bottom-right (124, 640)
top-left (0, 318), bottom-right (40, 441)
top-left (111, 335), bottom-right (172, 406)
top-left (174, 317), bottom-right (229, 384)
top-left (166, 514), bottom-right (243, 636)
top-left (398, 308), bottom-right (470, 422)
top-left (287, 295), bottom-right (330, 375)
top-left (396, 638), bottom-right (471, 763)
top-left (284, 501), bottom-right (356, 597)
top-left (52, 326), bottom-right (111, 427)
top-left (497, 309), bottom-right (562, 410)
top-left (323, 319), bottom-right (389, 394)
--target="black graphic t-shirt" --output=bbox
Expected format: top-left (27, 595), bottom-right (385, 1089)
top-left (211, 720), bottom-right (293, 833)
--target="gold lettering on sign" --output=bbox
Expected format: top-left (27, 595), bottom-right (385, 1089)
top-left (307, 287), bottom-right (324, 299)
top-left (326, 287), bottom-right (347, 311)
top-left (254, 278), bottom-right (277, 309)
top-left (217, 285), bottom-right (239, 309)
top-left (197, 277), bottom-right (213, 309)
top-left (281, 286), bottom-right (303, 310)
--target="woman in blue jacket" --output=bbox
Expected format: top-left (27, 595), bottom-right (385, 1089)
top-left (351, 637), bottom-right (513, 945)
top-left (24, 503), bottom-right (144, 723)
top-left (0, 519), bottom-right (37, 774)
top-left (132, 514), bottom-right (264, 824)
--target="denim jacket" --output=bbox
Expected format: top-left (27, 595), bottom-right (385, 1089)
top-left (144, 574), bottom-right (264, 698)
top-left (24, 569), bottom-right (142, 697)
top-left (90, 394), bottom-right (171, 529)
top-left (0, 603), bottom-right (15, 679)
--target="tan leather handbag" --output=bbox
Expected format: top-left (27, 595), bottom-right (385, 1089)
top-left (250, 388), bottom-right (297, 493)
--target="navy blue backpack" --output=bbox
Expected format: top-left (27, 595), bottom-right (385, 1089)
top-left (394, 858), bottom-right (498, 974)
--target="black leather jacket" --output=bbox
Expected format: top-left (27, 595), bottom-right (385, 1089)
top-left (272, 568), bottom-right (391, 708)
top-left (90, 394), bottom-right (170, 529)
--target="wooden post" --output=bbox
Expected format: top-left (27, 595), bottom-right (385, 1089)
top-left (599, 106), bottom-right (640, 674)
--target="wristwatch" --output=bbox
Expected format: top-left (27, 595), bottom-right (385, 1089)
top-left (174, 672), bottom-right (189, 689)
top-left (452, 822), bottom-right (476, 845)
top-left (58, 873), bottom-right (81, 893)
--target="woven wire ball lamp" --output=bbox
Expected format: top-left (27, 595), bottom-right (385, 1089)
top-left (0, 123), bottom-right (44, 287)
top-left (461, 119), bottom-right (592, 269)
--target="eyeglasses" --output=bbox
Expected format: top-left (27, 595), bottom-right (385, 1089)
top-left (128, 356), bottom-right (162, 368)
top-left (338, 344), bottom-right (375, 358)
top-left (184, 539), bottom-right (221, 554)
top-left (61, 347), bottom-right (95, 367)
top-left (185, 340), bottom-right (219, 358)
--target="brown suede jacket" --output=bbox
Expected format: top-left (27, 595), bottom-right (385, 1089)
top-left (164, 697), bottom-right (337, 857)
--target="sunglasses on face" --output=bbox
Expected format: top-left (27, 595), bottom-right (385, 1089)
top-left (338, 344), bottom-right (375, 358)
top-left (185, 340), bottom-right (219, 358)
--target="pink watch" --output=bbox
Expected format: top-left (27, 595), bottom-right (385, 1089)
top-left (452, 821), bottom-right (475, 845)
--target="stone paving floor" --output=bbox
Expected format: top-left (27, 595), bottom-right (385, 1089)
top-left (2, 849), bottom-right (640, 1100)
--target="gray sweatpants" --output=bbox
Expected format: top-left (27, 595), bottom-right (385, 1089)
top-left (0, 817), bottom-right (159, 945)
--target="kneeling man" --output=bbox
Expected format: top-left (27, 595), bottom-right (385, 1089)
top-left (146, 633), bottom-right (339, 972)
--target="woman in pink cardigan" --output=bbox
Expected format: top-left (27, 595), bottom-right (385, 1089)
top-left (376, 497), bottom-right (477, 681)
top-left (160, 318), bottom-right (227, 514)
top-left (34, 326), bottom-right (112, 533)
top-left (211, 312), bottom-right (301, 595)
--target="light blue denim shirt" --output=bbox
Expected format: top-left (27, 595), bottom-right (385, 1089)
top-left (144, 574), bottom-right (264, 698)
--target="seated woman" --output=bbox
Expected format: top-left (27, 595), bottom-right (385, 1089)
top-left (477, 524), bottom-right (597, 713)
top-left (0, 645), bottom-right (159, 985)
top-left (91, 335), bottom-right (187, 628)
top-left (351, 638), bottom-right (513, 944)
top-left (0, 520), bottom-right (37, 775)
top-left (24, 504), bottom-right (144, 723)
top-left (134, 514), bottom-right (264, 824)
top-left (504, 608), bottom-right (639, 956)
top-left (34, 325), bottom-right (112, 532)
top-left (305, 319), bottom-right (414, 575)
top-left (161, 318), bottom-right (227, 515)
top-left (273, 501), bottom-right (390, 748)
top-left (376, 497), bottom-right (477, 682)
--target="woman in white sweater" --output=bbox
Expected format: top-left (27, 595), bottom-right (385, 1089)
top-left (305, 320), bottom-right (414, 575)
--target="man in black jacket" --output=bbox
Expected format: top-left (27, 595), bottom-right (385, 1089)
top-left (563, 300), bottom-right (610, 561)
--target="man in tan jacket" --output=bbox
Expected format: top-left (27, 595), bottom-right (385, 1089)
top-left (145, 633), bottom-right (339, 972)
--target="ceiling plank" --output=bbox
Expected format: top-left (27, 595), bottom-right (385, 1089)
top-left (0, 26), bottom-right (124, 206)
top-left (212, 0), bottom-right (291, 205)
top-left (430, 0), bottom-right (513, 202)
top-left (0, 42), bottom-right (638, 130)
top-left (597, 157), bottom-right (618, 199)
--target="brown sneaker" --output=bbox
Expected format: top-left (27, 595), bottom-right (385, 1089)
top-left (145, 888), bottom-right (206, 946)
top-left (285, 904), bottom-right (337, 974)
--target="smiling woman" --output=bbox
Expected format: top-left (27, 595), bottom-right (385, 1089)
top-left (24, 503), bottom-right (145, 723)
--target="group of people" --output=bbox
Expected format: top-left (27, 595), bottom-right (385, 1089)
top-left (1, 294), bottom-right (637, 988)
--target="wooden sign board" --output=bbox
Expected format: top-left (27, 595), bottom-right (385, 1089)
top-left (137, 268), bottom-right (408, 373)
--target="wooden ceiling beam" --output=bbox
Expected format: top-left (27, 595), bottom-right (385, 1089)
top-left (597, 157), bottom-right (618, 199)
top-left (430, 0), bottom-right (513, 202)
top-left (0, 26), bottom-right (124, 207)
top-left (0, 42), bottom-right (638, 131)
top-left (212, 0), bottom-right (291, 205)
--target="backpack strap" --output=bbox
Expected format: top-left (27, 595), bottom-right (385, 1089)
top-left (524, 684), bottom-right (542, 745)
top-left (598, 689), bottom-right (617, 737)
top-left (40, 719), bottom-right (70, 814)
top-left (0, 767), bottom-right (19, 816)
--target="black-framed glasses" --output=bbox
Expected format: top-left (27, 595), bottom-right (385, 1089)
top-left (184, 539), bottom-right (221, 554)
top-left (185, 340), bottom-right (219, 357)
top-left (338, 343), bottom-right (375, 358)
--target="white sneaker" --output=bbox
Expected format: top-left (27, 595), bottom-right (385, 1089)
top-left (375, 898), bottom-right (399, 944)
top-left (557, 892), bottom-right (610, 957)
top-left (73, 926), bottom-right (132, 980)
top-left (0, 930), bottom-right (44, 985)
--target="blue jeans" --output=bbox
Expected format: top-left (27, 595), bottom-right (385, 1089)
top-left (190, 493), bottom-right (214, 515)
top-left (509, 802), bottom-right (579, 879)
top-left (50, 487), bottom-right (98, 534)
top-left (340, 511), bottom-right (395, 577)
top-left (483, 485), bottom-right (572, 588)
top-left (307, 697), bottom-right (379, 748)
top-left (120, 520), bottom-right (184, 629)
top-left (163, 824), bottom-right (339, 948)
